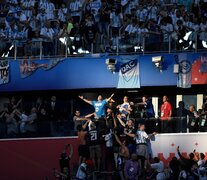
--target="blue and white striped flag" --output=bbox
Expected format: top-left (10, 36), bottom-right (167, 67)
top-left (117, 58), bottom-right (140, 88)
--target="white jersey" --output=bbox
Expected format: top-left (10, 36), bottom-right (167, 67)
top-left (76, 163), bottom-right (87, 179)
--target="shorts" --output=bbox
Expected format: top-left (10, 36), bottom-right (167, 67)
top-left (89, 145), bottom-right (101, 159)
top-left (136, 144), bottom-right (148, 159)
top-left (78, 145), bottom-right (89, 158)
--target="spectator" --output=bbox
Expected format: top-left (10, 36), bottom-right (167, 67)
top-left (175, 101), bottom-right (188, 132)
top-left (149, 157), bottom-right (166, 180)
top-left (160, 95), bottom-right (172, 132)
top-left (37, 108), bottom-right (50, 137)
top-left (77, 120), bottom-right (89, 165)
top-left (59, 144), bottom-right (73, 176)
top-left (177, 146), bottom-right (197, 176)
top-left (76, 160), bottom-right (88, 180)
top-left (169, 156), bottom-right (181, 180)
top-left (117, 117), bottom-right (136, 154)
top-left (110, 8), bottom-right (123, 37)
top-left (137, 96), bottom-right (155, 118)
top-left (87, 120), bottom-right (101, 171)
top-left (40, 21), bottom-right (55, 56)
top-left (125, 123), bottom-right (156, 173)
top-left (114, 131), bottom-right (130, 180)
top-left (5, 111), bottom-right (18, 138)
top-left (69, 0), bottom-right (82, 24)
top-left (90, 0), bottom-right (102, 23)
top-left (116, 96), bottom-right (132, 121)
top-left (21, 0), bottom-right (35, 19)
top-left (58, 3), bottom-right (67, 25)
top-left (136, 5), bottom-right (147, 22)
top-left (198, 103), bottom-right (207, 132)
top-left (82, 14), bottom-right (98, 52)
top-left (98, 0), bottom-right (110, 36)
top-left (47, 96), bottom-right (60, 136)
top-left (36, 8), bottom-right (47, 28)
top-left (187, 105), bottom-right (199, 132)
top-left (78, 93), bottom-right (114, 120)
top-left (104, 127), bottom-right (115, 171)
top-left (160, 17), bottom-right (173, 51)
top-left (73, 109), bottom-right (82, 134)
top-left (124, 153), bottom-right (139, 180)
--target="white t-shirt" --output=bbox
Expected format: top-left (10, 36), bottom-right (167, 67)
top-left (136, 8), bottom-right (148, 22)
top-left (76, 163), bottom-right (87, 179)
top-left (36, 13), bottom-right (47, 28)
top-left (58, 8), bottom-right (67, 22)
top-left (45, 2), bottom-right (55, 20)
top-left (125, 24), bottom-right (137, 34)
top-left (110, 12), bottom-right (123, 28)
top-left (147, 5), bottom-right (158, 21)
top-left (151, 161), bottom-right (166, 180)
top-left (40, 27), bottom-right (55, 41)
top-left (160, 23), bottom-right (173, 42)
top-left (70, 0), bottom-right (82, 17)
top-left (22, 0), bottom-right (35, 18)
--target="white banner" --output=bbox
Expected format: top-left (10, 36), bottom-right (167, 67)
top-left (151, 133), bottom-right (207, 165)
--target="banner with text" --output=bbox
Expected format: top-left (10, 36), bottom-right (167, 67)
top-left (117, 57), bottom-right (140, 88)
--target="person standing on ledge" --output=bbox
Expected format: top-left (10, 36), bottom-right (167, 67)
top-left (78, 94), bottom-right (114, 131)
top-left (78, 94), bottom-right (114, 119)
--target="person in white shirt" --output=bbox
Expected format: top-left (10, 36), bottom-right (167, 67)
top-left (69, 0), bottom-right (82, 24)
top-left (171, 10), bottom-right (183, 26)
top-left (110, 9), bottom-right (123, 36)
top-left (58, 3), bottom-right (68, 24)
top-left (150, 157), bottom-right (166, 180)
top-left (137, 22), bottom-right (149, 47)
top-left (76, 161), bottom-right (87, 180)
top-left (160, 17), bottom-right (173, 51)
top-left (21, 0), bottom-right (35, 19)
top-left (147, 2), bottom-right (158, 22)
top-left (200, 17), bottom-right (207, 42)
top-left (15, 8), bottom-right (27, 24)
top-left (136, 5), bottom-right (148, 22)
top-left (40, 21), bottom-right (55, 55)
top-left (90, 0), bottom-right (101, 22)
top-left (36, 9), bottom-right (47, 28)
top-left (44, 0), bottom-right (55, 20)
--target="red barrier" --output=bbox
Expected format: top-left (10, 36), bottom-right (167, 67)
top-left (0, 137), bottom-right (79, 180)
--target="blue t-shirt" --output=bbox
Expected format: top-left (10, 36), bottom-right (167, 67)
top-left (92, 99), bottom-right (107, 118)
top-left (144, 99), bottom-right (155, 118)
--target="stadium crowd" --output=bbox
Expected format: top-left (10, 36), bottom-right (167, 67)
top-left (0, 0), bottom-right (207, 57)
top-left (0, 94), bottom-right (207, 138)
top-left (51, 94), bottom-right (207, 180)
top-left (0, 94), bottom-right (207, 179)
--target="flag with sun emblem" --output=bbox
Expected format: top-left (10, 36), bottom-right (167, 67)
top-left (175, 53), bottom-right (192, 88)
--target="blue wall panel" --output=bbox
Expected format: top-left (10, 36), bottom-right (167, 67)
top-left (0, 53), bottom-right (202, 92)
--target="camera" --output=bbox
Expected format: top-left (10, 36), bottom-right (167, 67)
top-left (106, 58), bottom-right (117, 73)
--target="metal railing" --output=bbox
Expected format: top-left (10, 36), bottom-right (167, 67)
top-left (1, 30), bottom-right (207, 60)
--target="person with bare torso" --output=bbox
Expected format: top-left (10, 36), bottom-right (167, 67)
top-left (77, 120), bottom-right (90, 165)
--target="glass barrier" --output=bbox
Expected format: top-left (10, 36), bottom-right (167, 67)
top-left (0, 116), bottom-right (206, 139)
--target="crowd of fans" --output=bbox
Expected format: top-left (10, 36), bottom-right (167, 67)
top-left (50, 94), bottom-right (207, 180)
top-left (0, 0), bottom-right (207, 57)
top-left (0, 94), bottom-right (207, 179)
top-left (0, 94), bottom-right (207, 138)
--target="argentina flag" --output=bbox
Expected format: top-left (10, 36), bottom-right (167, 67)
top-left (117, 57), bottom-right (140, 88)
top-left (176, 53), bottom-right (192, 88)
